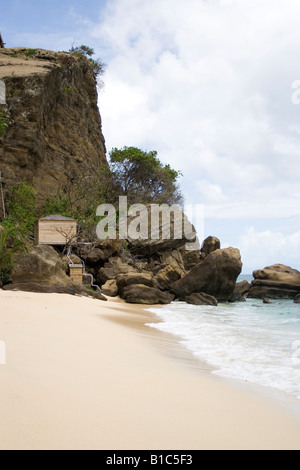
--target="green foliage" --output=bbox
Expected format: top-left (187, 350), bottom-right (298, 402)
top-left (109, 146), bottom-right (183, 206)
top-left (0, 227), bottom-right (15, 273)
top-left (25, 48), bottom-right (38, 57)
top-left (3, 182), bottom-right (37, 237)
top-left (0, 225), bottom-right (26, 287)
top-left (69, 44), bottom-right (106, 77)
top-left (62, 85), bottom-right (75, 95)
top-left (72, 45), bottom-right (95, 57)
top-left (42, 192), bottom-right (70, 218)
top-left (0, 106), bottom-right (8, 136)
top-left (40, 167), bottom-right (113, 241)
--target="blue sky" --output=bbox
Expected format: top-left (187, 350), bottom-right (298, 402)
top-left (1, 0), bottom-right (300, 273)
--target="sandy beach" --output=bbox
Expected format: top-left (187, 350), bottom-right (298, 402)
top-left (0, 290), bottom-right (300, 450)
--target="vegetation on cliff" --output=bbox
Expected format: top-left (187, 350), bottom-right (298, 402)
top-left (0, 46), bottom-right (184, 290)
top-left (0, 106), bottom-right (8, 136)
top-left (109, 146), bottom-right (183, 206)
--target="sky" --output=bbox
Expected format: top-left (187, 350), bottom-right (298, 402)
top-left (1, 0), bottom-right (300, 273)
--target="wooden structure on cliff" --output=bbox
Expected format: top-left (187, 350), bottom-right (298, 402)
top-left (0, 33), bottom-right (5, 48)
top-left (35, 215), bottom-right (78, 245)
top-left (35, 215), bottom-right (84, 285)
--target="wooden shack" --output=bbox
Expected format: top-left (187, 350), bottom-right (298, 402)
top-left (35, 215), bottom-right (78, 245)
top-left (69, 264), bottom-right (83, 285)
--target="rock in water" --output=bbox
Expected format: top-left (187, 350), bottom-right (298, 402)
top-left (185, 292), bottom-right (218, 306)
top-left (248, 264), bottom-right (300, 299)
top-left (171, 247), bottom-right (242, 302)
top-left (122, 284), bottom-right (175, 305)
top-left (229, 280), bottom-right (251, 302)
top-left (294, 294), bottom-right (300, 304)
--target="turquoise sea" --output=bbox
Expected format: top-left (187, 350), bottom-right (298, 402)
top-left (147, 275), bottom-right (300, 401)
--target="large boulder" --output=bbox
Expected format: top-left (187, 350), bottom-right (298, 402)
top-left (294, 294), bottom-right (300, 304)
top-left (127, 205), bottom-right (197, 257)
top-left (155, 264), bottom-right (183, 291)
top-left (200, 236), bottom-right (221, 259)
top-left (97, 257), bottom-right (137, 285)
top-left (12, 245), bottom-right (73, 287)
top-left (122, 284), bottom-right (175, 305)
top-left (116, 272), bottom-right (155, 297)
top-left (181, 247), bottom-right (202, 271)
top-left (171, 247), bottom-right (242, 302)
top-left (248, 264), bottom-right (300, 299)
top-left (83, 239), bottom-right (123, 266)
top-left (101, 279), bottom-right (118, 297)
top-left (185, 292), bottom-right (218, 306)
top-left (229, 280), bottom-right (251, 302)
top-left (159, 249), bottom-right (186, 275)
top-left (10, 245), bottom-right (107, 300)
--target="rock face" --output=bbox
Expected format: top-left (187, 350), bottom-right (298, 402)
top-left (0, 47), bottom-right (106, 211)
top-left (248, 264), bottom-right (300, 299)
top-left (171, 247), bottom-right (242, 302)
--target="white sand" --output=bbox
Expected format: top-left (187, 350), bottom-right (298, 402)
top-left (0, 290), bottom-right (300, 450)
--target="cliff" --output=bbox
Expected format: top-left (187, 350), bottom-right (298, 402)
top-left (0, 47), bottom-right (107, 211)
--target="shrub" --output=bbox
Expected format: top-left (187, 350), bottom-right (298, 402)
top-left (25, 48), bottom-right (38, 57)
top-left (0, 106), bottom-right (8, 136)
top-left (69, 45), bottom-right (106, 77)
top-left (0, 225), bottom-right (25, 287)
top-left (3, 182), bottom-right (37, 237)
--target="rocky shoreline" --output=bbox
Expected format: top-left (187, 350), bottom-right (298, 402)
top-left (3, 228), bottom-right (300, 305)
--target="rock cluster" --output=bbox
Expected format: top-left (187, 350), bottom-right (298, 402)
top-left (74, 230), bottom-right (243, 305)
top-left (248, 264), bottom-right (300, 300)
top-left (4, 228), bottom-right (244, 306)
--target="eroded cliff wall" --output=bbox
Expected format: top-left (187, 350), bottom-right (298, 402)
top-left (0, 47), bottom-right (107, 210)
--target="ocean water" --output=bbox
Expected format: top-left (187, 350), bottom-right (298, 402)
top-left (147, 276), bottom-right (300, 401)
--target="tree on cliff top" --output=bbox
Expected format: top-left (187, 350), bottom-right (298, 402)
top-left (69, 44), bottom-right (105, 78)
top-left (109, 146), bottom-right (183, 207)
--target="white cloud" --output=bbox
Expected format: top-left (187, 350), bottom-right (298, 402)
top-left (90, 0), bottom-right (300, 267)
top-left (238, 227), bottom-right (300, 273)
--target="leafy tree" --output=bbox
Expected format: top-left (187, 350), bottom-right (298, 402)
top-left (109, 146), bottom-right (183, 206)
